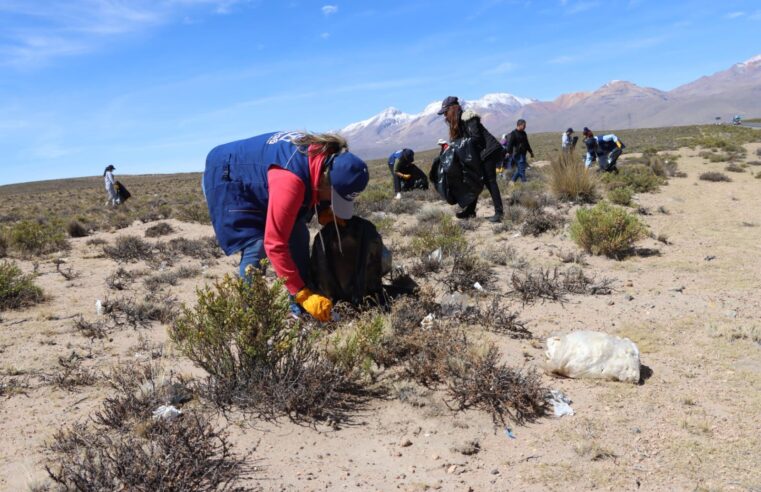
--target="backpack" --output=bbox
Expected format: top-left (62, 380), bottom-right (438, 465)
top-left (310, 217), bottom-right (391, 306)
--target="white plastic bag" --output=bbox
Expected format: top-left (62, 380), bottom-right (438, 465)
top-left (545, 331), bottom-right (641, 384)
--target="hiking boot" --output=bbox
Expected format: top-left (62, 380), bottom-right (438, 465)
top-left (487, 213), bottom-right (503, 223)
top-left (456, 210), bottom-right (476, 220)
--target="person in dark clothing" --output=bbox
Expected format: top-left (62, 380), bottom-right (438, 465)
top-left (505, 119), bottom-right (534, 183)
top-left (437, 96), bottom-right (504, 222)
top-left (387, 148), bottom-right (427, 197)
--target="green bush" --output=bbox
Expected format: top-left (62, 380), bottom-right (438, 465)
top-left (326, 313), bottom-right (385, 377)
top-left (410, 214), bottom-right (466, 256)
top-left (8, 220), bottom-right (70, 256)
top-left (699, 172), bottom-right (732, 182)
top-left (0, 260), bottom-right (44, 310)
top-left (548, 152), bottom-right (597, 203)
top-left (570, 203), bottom-right (647, 258)
top-left (170, 271), bottom-right (352, 420)
top-left (608, 186), bottom-right (633, 206)
top-left (603, 165), bottom-right (664, 194)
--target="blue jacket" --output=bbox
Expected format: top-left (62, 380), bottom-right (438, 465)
top-left (203, 131), bottom-right (313, 255)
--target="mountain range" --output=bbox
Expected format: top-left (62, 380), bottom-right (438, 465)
top-left (340, 55), bottom-right (761, 158)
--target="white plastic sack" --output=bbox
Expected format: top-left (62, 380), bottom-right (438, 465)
top-left (152, 405), bottom-right (183, 421)
top-left (545, 331), bottom-right (641, 384)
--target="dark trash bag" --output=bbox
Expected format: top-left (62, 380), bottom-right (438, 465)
top-left (429, 139), bottom-right (484, 208)
top-left (310, 216), bottom-right (390, 306)
top-left (115, 181), bottom-right (131, 203)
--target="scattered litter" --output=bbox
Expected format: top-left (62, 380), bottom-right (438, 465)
top-left (511, 232), bottom-right (522, 238)
top-left (704, 255), bottom-right (716, 261)
top-left (420, 313), bottom-right (435, 329)
top-left (504, 427), bottom-right (517, 439)
top-left (440, 292), bottom-right (467, 317)
top-left (473, 282), bottom-right (484, 291)
top-left (95, 299), bottom-right (103, 316)
top-left (152, 405), bottom-right (182, 421)
top-left (546, 389), bottom-right (574, 417)
top-left (545, 331), bottom-right (641, 384)
top-left (429, 248), bottom-right (443, 264)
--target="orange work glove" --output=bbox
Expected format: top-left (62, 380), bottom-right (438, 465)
top-left (317, 208), bottom-right (347, 226)
top-left (295, 288), bottom-right (333, 322)
top-left (616, 140), bottom-right (622, 149)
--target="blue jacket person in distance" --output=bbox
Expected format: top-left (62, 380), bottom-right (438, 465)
top-left (582, 127), bottom-right (625, 172)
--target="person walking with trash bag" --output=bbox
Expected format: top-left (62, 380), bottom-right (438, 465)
top-left (103, 165), bottom-right (119, 207)
top-left (203, 131), bottom-right (369, 322)
top-left (437, 96), bottom-right (505, 222)
top-left (506, 119), bottom-right (535, 183)
top-left (387, 148), bottom-right (428, 198)
top-left (582, 127), bottom-right (625, 172)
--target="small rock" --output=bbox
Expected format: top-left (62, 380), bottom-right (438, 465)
top-left (491, 469), bottom-right (500, 475)
top-left (624, 294), bottom-right (634, 301)
top-left (399, 438), bottom-right (412, 448)
top-left (725, 310), bottom-right (738, 319)
top-left (447, 465), bottom-right (457, 474)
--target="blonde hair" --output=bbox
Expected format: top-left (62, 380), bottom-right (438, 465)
top-left (293, 132), bottom-right (348, 157)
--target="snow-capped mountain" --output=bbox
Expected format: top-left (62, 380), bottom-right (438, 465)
top-left (341, 55), bottom-right (761, 158)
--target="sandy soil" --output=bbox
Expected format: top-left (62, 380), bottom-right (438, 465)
top-left (1, 146), bottom-right (760, 491)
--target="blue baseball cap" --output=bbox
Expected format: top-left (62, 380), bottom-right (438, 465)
top-left (329, 151), bottom-right (369, 219)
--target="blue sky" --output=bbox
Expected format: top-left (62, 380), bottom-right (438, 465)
top-left (0, 0), bottom-right (759, 185)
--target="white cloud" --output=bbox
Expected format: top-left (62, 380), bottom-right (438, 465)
top-left (0, 0), bottom-right (250, 68)
top-left (566, 1), bottom-right (599, 14)
top-left (725, 11), bottom-right (745, 19)
top-left (320, 32), bottom-right (331, 39)
top-left (483, 61), bottom-right (515, 75)
top-left (321, 4), bottom-right (338, 16)
top-left (549, 55), bottom-right (577, 64)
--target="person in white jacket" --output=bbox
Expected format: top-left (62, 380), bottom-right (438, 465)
top-left (103, 164), bottom-right (119, 207)
top-left (561, 128), bottom-right (577, 152)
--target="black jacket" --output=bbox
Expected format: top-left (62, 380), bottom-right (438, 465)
top-left (506, 129), bottom-right (534, 157)
top-left (460, 110), bottom-right (505, 164)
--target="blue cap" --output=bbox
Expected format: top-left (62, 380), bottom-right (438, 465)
top-left (329, 152), bottom-right (369, 219)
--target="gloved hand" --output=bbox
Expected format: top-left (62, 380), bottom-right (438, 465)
top-left (295, 288), bottom-right (333, 322)
top-left (317, 208), bottom-right (347, 227)
top-left (397, 173), bottom-right (412, 180)
top-left (615, 140), bottom-right (622, 149)
top-left (496, 166), bottom-right (504, 173)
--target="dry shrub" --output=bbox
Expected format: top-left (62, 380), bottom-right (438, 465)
top-left (106, 267), bottom-right (134, 290)
top-left (45, 364), bottom-right (249, 491)
top-left (85, 238), bottom-right (107, 247)
top-left (459, 295), bottom-right (532, 339)
top-left (570, 202), bottom-right (647, 259)
top-left (416, 204), bottom-right (445, 224)
top-left (103, 235), bottom-right (155, 262)
top-left (510, 265), bottom-right (613, 303)
top-left (67, 220), bottom-right (89, 238)
top-left (443, 249), bottom-right (493, 292)
top-left (74, 316), bottom-right (107, 340)
top-left (325, 312), bottom-right (385, 378)
top-left (0, 234), bottom-right (6, 258)
top-left (481, 245), bottom-right (516, 266)
top-left (0, 260), bottom-right (44, 311)
top-left (725, 163), bottom-right (745, 173)
top-left (170, 272), bottom-right (359, 422)
top-left (699, 172), bottom-right (732, 182)
top-left (521, 208), bottom-right (563, 236)
top-left (144, 266), bottom-right (201, 291)
top-left (46, 354), bottom-right (98, 390)
top-left (548, 152), bottom-right (597, 202)
top-left (145, 222), bottom-right (175, 238)
top-left (103, 295), bottom-right (178, 328)
top-left (444, 345), bottom-right (547, 426)
top-left (8, 220), bottom-right (70, 257)
top-left (0, 375), bottom-right (29, 398)
top-left (168, 237), bottom-right (222, 259)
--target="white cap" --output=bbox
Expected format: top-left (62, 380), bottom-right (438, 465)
top-left (437, 139), bottom-right (448, 146)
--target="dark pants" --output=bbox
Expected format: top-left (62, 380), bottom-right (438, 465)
top-left (462, 156), bottom-right (504, 216)
top-left (239, 216), bottom-right (310, 315)
top-left (511, 154), bottom-right (527, 182)
top-left (388, 163), bottom-right (402, 194)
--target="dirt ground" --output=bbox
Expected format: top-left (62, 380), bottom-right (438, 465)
top-left (1, 145), bottom-right (760, 491)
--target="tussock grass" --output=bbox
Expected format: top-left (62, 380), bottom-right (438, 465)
top-left (548, 152), bottom-right (597, 203)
